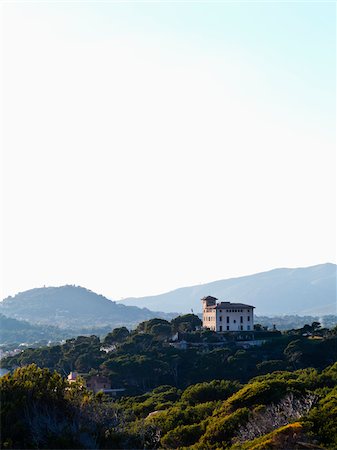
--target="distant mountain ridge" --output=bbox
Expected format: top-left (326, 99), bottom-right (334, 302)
top-left (1, 264), bottom-right (335, 328)
top-left (0, 285), bottom-right (174, 329)
top-left (119, 263), bottom-right (337, 315)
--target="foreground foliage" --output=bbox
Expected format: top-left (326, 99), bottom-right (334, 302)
top-left (1, 361), bottom-right (337, 449)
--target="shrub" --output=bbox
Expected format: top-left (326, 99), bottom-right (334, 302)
top-left (181, 380), bottom-right (241, 406)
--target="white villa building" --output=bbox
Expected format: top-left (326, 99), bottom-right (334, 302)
top-left (202, 296), bottom-right (254, 332)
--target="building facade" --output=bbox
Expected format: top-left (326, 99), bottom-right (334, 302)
top-left (67, 372), bottom-right (126, 397)
top-left (202, 296), bottom-right (254, 332)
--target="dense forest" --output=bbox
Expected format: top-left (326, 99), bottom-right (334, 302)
top-left (2, 362), bottom-right (337, 449)
top-left (3, 315), bottom-right (337, 392)
top-left (1, 315), bottom-right (337, 448)
top-left (1, 310), bottom-right (335, 348)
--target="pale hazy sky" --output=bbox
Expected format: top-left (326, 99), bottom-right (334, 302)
top-left (1, 1), bottom-right (336, 300)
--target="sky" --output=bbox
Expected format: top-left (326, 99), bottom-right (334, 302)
top-left (1, 1), bottom-right (336, 301)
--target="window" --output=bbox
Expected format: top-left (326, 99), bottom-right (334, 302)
top-left (226, 316), bottom-right (229, 323)
top-left (240, 325), bottom-right (243, 330)
top-left (247, 325), bottom-right (250, 331)
top-left (247, 316), bottom-right (250, 322)
top-left (219, 316), bottom-right (222, 321)
top-left (219, 326), bottom-right (222, 332)
top-left (234, 319), bottom-right (236, 324)
top-left (227, 326), bottom-right (230, 331)
top-left (240, 316), bottom-right (243, 323)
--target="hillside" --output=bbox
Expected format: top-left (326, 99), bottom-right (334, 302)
top-left (2, 361), bottom-right (337, 449)
top-left (2, 317), bottom-right (337, 449)
top-left (119, 263), bottom-right (337, 315)
top-left (0, 285), bottom-right (173, 329)
top-left (0, 314), bottom-right (64, 345)
top-left (0, 314), bottom-right (115, 346)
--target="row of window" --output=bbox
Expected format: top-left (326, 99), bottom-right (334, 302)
top-left (204, 316), bottom-right (251, 323)
top-left (218, 325), bottom-right (251, 331)
top-left (219, 316), bottom-right (250, 323)
top-left (219, 309), bottom-right (250, 313)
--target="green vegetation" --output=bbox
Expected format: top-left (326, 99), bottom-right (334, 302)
top-left (2, 362), bottom-right (337, 449)
top-left (3, 317), bottom-right (337, 392)
top-left (1, 317), bottom-right (337, 448)
top-left (0, 364), bottom-right (118, 449)
top-left (0, 313), bottom-right (113, 348)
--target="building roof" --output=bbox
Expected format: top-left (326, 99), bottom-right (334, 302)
top-left (215, 302), bottom-right (255, 309)
top-left (67, 372), bottom-right (78, 380)
top-left (87, 375), bottom-right (110, 384)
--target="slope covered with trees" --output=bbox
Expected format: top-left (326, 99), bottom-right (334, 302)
top-left (1, 362), bottom-right (337, 449)
top-left (0, 313), bottom-right (112, 347)
top-left (2, 316), bottom-right (337, 449)
top-left (3, 316), bottom-right (337, 392)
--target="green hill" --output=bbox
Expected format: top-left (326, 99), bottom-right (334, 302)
top-left (2, 344), bottom-right (337, 449)
top-left (0, 285), bottom-right (173, 329)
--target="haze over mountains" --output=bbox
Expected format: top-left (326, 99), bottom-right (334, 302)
top-left (0, 264), bottom-right (335, 336)
top-left (119, 263), bottom-right (337, 315)
top-left (0, 285), bottom-right (173, 329)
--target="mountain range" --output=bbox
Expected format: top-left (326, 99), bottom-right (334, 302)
top-left (119, 263), bottom-right (337, 315)
top-left (1, 264), bottom-right (335, 334)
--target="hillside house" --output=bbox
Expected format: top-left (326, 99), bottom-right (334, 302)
top-left (67, 372), bottom-right (125, 397)
top-left (202, 296), bottom-right (254, 332)
top-left (86, 375), bottom-right (112, 393)
top-left (67, 371), bottom-right (78, 383)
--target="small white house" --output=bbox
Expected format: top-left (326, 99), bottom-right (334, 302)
top-left (202, 296), bottom-right (254, 332)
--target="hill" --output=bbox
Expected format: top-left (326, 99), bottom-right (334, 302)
top-left (0, 285), bottom-right (173, 329)
top-left (119, 263), bottom-right (337, 315)
top-left (0, 313), bottom-right (115, 347)
top-left (0, 314), bottom-right (64, 345)
top-left (2, 317), bottom-right (337, 449)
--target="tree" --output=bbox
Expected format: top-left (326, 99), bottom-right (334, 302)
top-left (136, 319), bottom-right (171, 335)
top-left (181, 380), bottom-right (240, 405)
top-left (311, 321), bottom-right (321, 332)
top-left (150, 323), bottom-right (172, 340)
top-left (171, 314), bottom-right (202, 332)
top-left (103, 327), bottom-right (130, 345)
top-left (0, 364), bottom-right (120, 449)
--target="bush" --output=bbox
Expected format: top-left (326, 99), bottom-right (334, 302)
top-left (181, 380), bottom-right (241, 406)
top-left (197, 408), bottom-right (250, 449)
top-left (161, 422), bottom-right (206, 448)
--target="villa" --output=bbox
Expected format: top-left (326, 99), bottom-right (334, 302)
top-left (202, 296), bottom-right (254, 332)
